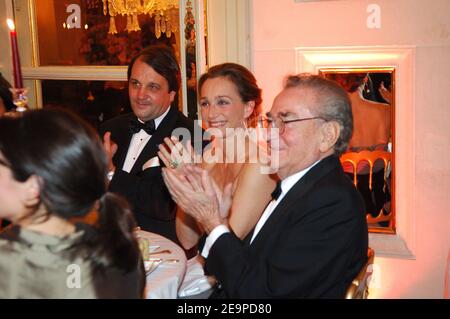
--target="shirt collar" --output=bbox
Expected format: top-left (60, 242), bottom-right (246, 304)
top-left (154, 106), bottom-right (171, 129)
top-left (280, 159), bottom-right (322, 195)
top-left (137, 105), bottom-right (171, 131)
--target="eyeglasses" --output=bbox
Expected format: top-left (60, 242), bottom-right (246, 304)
top-left (257, 116), bottom-right (326, 134)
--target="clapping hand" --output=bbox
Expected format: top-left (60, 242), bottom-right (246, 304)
top-left (103, 132), bottom-right (118, 172)
top-left (161, 165), bottom-right (233, 234)
top-left (158, 136), bottom-right (201, 172)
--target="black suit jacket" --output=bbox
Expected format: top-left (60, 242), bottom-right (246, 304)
top-left (99, 106), bottom-right (202, 244)
top-left (205, 155), bottom-right (368, 298)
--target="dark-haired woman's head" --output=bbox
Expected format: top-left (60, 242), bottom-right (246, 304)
top-left (198, 63), bottom-right (262, 135)
top-left (0, 109), bottom-right (107, 224)
top-left (0, 74), bottom-right (15, 116)
top-left (0, 109), bottom-right (142, 275)
top-left (127, 44), bottom-right (180, 122)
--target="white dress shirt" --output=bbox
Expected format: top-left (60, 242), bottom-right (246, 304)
top-left (122, 107), bottom-right (170, 173)
top-left (201, 159), bottom-right (321, 258)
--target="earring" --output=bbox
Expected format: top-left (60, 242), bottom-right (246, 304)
top-left (364, 82), bottom-right (371, 94)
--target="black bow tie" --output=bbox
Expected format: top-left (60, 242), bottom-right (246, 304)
top-left (271, 181), bottom-right (282, 200)
top-left (129, 117), bottom-right (156, 135)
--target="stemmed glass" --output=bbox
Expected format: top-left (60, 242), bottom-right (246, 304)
top-left (4, 88), bottom-right (28, 118)
top-left (10, 87), bottom-right (28, 112)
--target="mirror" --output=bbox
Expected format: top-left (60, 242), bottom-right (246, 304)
top-left (319, 67), bottom-right (395, 234)
top-left (184, 0), bottom-right (199, 120)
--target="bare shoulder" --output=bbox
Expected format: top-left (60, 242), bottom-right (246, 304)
top-left (235, 162), bottom-right (277, 195)
top-left (237, 138), bottom-right (276, 189)
top-left (363, 99), bottom-right (390, 112)
top-left (228, 161), bottom-right (277, 238)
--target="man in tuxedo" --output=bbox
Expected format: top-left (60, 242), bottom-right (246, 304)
top-left (162, 74), bottom-right (368, 298)
top-left (99, 44), bottom-right (200, 245)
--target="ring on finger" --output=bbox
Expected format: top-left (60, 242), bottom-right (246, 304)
top-left (169, 159), bottom-right (180, 169)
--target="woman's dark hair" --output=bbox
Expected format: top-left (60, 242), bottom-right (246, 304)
top-left (0, 109), bottom-right (141, 273)
top-left (127, 44), bottom-right (181, 93)
top-left (0, 74), bottom-right (15, 111)
top-left (322, 73), bottom-right (367, 93)
top-left (198, 63), bottom-right (263, 127)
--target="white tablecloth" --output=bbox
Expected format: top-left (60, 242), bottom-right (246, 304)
top-left (136, 230), bottom-right (187, 299)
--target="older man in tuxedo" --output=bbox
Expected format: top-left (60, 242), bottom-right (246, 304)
top-left (99, 44), bottom-right (201, 245)
top-left (162, 74), bottom-right (368, 298)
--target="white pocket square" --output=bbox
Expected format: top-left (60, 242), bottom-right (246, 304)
top-left (143, 156), bottom-right (160, 170)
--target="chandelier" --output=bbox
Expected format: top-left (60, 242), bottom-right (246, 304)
top-left (102, 0), bottom-right (179, 38)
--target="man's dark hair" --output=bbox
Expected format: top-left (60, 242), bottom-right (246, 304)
top-left (127, 44), bottom-right (181, 93)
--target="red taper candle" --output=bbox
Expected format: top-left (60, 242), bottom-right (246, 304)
top-left (7, 19), bottom-right (23, 89)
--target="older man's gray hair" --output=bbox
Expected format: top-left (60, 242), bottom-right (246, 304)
top-left (284, 74), bottom-right (353, 156)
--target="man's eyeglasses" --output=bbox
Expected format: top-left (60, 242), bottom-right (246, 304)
top-left (257, 116), bottom-right (326, 134)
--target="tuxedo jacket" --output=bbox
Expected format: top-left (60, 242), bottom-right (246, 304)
top-left (205, 155), bottom-right (368, 298)
top-left (99, 106), bottom-right (201, 244)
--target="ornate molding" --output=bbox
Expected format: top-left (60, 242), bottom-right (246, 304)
top-left (296, 46), bottom-right (416, 259)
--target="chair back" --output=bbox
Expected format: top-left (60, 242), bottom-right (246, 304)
top-left (345, 248), bottom-right (375, 299)
top-left (340, 150), bottom-right (392, 225)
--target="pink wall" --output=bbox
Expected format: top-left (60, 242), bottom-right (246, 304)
top-left (252, 0), bottom-right (450, 298)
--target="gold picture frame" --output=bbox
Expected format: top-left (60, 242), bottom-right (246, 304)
top-left (319, 67), bottom-right (396, 234)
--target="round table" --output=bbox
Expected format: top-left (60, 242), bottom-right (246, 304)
top-left (136, 230), bottom-right (187, 299)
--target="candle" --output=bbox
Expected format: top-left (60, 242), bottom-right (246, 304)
top-left (6, 19), bottom-right (23, 89)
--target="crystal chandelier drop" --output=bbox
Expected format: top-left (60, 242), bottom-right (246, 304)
top-left (102, 0), bottom-right (179, 38)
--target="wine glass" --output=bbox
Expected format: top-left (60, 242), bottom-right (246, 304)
top-left (10, 87), bottom-right (29, 112)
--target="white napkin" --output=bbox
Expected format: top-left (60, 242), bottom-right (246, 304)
top-left (178, 255), bottom-right (215, 297)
